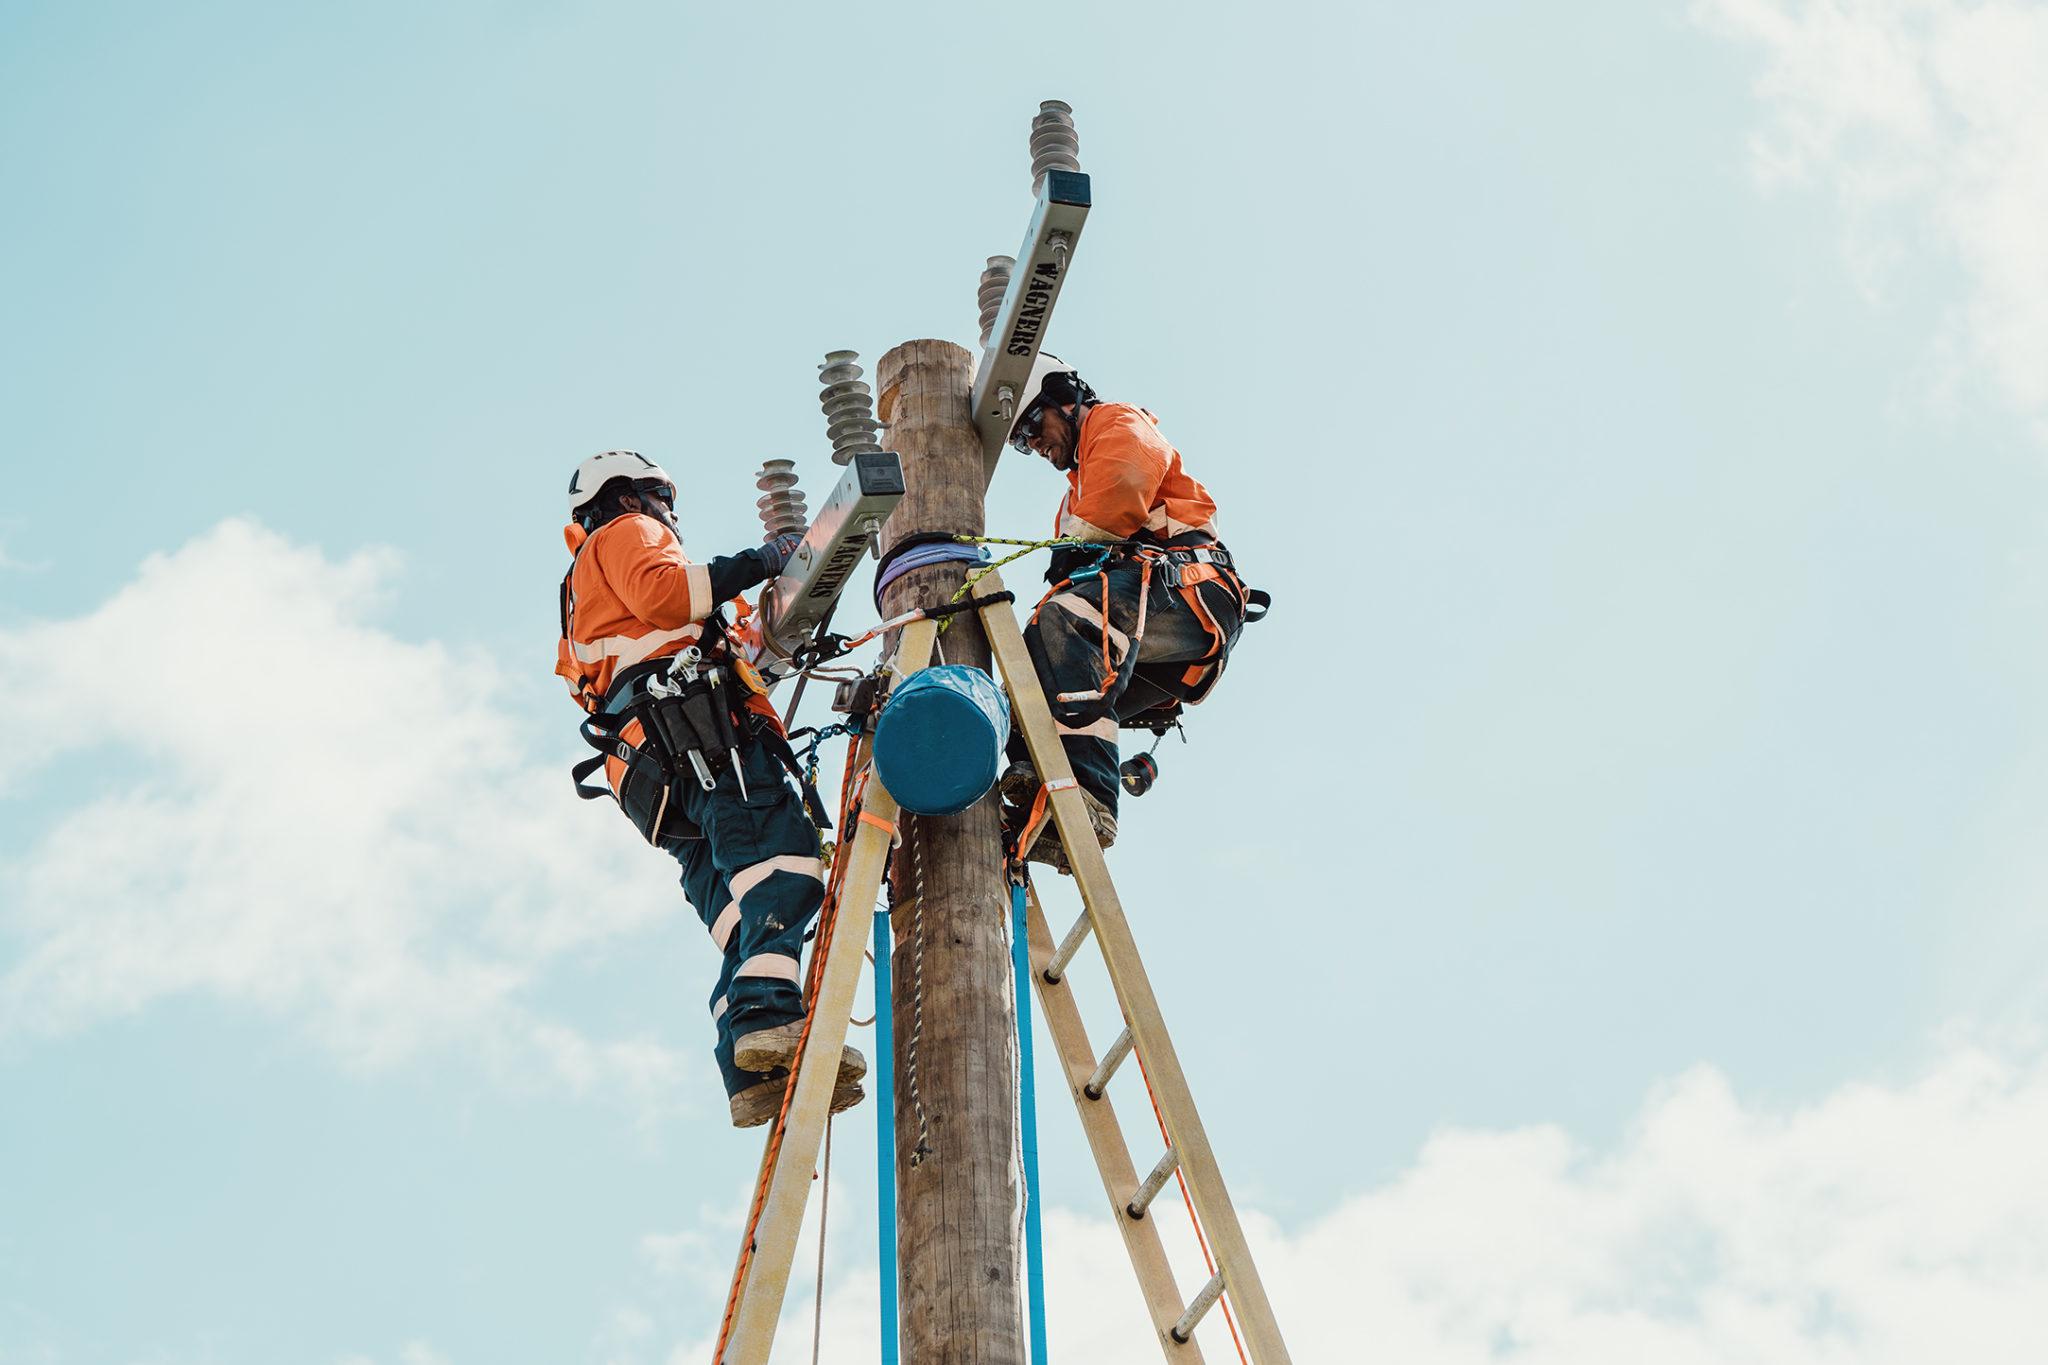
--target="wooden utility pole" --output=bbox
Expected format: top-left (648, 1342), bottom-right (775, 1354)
top-left (874, 338), bottom-right (1027, 1364)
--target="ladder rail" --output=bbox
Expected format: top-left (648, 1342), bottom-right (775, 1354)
top-left (978, 573), bottom-right (1293, 1365)
top-left (1024, 884), bottom-right (1208, 1363)
top-left (721, 618), bottom-right (938, 1365)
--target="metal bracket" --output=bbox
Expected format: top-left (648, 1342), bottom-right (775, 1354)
top-left (971, 168), bottom-right (1092, 477)
top-left (749, 450), bottom-right (906, 679)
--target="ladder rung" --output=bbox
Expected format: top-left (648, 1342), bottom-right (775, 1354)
top-left (1042, 909), bottom-right (1094, 983)
top-left (1126, 1147), bottom-right (1178, 1220)
top-left (1171, 1272), bottom-right (1227, 1343)
top-left (1083, 1027), bottom-right (1134, 1100)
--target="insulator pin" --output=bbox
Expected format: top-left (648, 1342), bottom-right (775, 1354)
top-left (818, 349), bottom-right (884, 467)
top-left (754, 458), bottom-right (808, 542)
top-left (1030, 99), bottom-right (1081, 193)
top-left (977, 255), bottom-right (1015, 350)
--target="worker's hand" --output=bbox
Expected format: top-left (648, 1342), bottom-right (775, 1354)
top-left (759, 530), bottom-right (803, 576)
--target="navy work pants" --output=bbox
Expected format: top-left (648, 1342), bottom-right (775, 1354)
top-left (636, 720), bottom-right (826, 1099)
top-left (1013, 553), bottom-right (1244, 816)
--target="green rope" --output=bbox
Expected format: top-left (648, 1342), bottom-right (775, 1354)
top-left (936, 535), bottom-right (1089, 632)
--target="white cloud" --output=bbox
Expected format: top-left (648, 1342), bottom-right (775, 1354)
top-left (330, 1346), bottom-right (452, 1365)
top-left (664, 1034), bottom-right (2048, 1363)
top-left (0, 520), bottom-right (691, 1110)
top-left (1698, 0), bottom-right (2048, 430)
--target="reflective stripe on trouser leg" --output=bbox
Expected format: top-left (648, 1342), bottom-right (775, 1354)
top-left (1027, 568), bottom-right (1143, 722)
top-left (1023, 564), bottom-right (1147, 812)
top-left (723, 849), bottom-right (821, 1027)
top-left (709, 944), bottom-right (774, 1098)
top-left (672, 834), bottom-right (762, 1099)
top-left (677, 733), bottom-right (828, 1044)
top-left (1054, 714), bottom-right (1121, 816)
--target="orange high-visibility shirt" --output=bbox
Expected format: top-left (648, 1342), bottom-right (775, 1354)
top-left (555, 512), bottom-right (718, 711)
top-left (1054, 403), bottom-right (1218, 543)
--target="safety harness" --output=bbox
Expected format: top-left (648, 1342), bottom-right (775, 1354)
top-left (566, 598), bottom-right (834, 844)
top-left (1032, 532), bottom-right (1270, 733)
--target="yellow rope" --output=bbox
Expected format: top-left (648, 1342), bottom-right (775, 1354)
top-left (936, 535), bottom-right (1087, 632)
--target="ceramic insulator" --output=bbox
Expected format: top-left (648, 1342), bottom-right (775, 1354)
top-left (1030, 99), bottom-right (1080, 194)
top-left (977, 255), bottom-right (1015, 350)
top-left (754, 458), bottom-right (808, 541)
top-left (818, 349), bottom-right (883, 466)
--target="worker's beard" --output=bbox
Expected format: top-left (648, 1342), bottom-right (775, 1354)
top-left (639, 499), bottom-right (682, 538)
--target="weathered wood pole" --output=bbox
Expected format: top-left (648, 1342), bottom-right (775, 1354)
top-left (874, 338), bottom-right (1027, 1364)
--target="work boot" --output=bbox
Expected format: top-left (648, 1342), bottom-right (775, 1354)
top-left (728, 1073), bottom-right (866, 1129)
top-left (1018, 787), bottom-right (1117, 874)
top-left (732, 1019), bottom-right (869, 1088)
top-left (1001, 761), bottom-right (1117, 845)
top-left (999, 759), bottom-right (1042, 809)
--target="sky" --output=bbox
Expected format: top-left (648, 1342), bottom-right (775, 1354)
top-left (3, 1), bottom-right (2048, 1361)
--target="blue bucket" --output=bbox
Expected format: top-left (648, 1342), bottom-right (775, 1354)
top-left (871, 665), bottom-right (1013, 816)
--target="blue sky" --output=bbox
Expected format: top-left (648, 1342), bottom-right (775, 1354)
top-left (5, 2), bottom-right (2048, 1362)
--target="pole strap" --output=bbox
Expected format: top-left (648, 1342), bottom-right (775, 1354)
top-left (1011, 880), bottom-right (1050, 1365)
top-left (873, 904), bottom-right (900, 1365)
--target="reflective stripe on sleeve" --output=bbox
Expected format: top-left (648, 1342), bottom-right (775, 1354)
top-left (1145, 508), bottom-right (1218, 540)
top-left (1057, 510), bottom-right (1122, 542)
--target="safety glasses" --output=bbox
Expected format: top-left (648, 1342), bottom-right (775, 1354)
top-left (635, 480), bottom-right (677, 506)
top-left (1009, 401), bottom-right (1049, 455)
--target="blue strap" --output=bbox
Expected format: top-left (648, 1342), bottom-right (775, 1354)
top-left (873, 541), bottom-right (988, 609)
top-left (1011, 881), bottom-right (1050, 1365)
top-left (874, 906), bottom-right (900, 1365)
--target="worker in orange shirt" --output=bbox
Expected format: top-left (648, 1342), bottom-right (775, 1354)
top-left (555, 450), bottom-right (865, 1126)
top-left (1000, 357), bottom-right (1262, 871)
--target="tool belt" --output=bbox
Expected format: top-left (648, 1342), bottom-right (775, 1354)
top-left (571, 655), bottom-right (831, 845)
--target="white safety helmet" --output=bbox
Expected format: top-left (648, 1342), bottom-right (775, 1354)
top-left (567, 450), bottom-right (676, 520)
top-left (1003, 351), bottom-right (1085, 451)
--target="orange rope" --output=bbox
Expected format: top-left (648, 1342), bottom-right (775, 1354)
top-left (1134, 1048), bottom-right (1251, 1365)
top-left (711, 751), bottom-right (872, 1363)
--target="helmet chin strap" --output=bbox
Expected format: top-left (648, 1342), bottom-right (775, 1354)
top-left (1060, 400), bottom-right (1089, 469)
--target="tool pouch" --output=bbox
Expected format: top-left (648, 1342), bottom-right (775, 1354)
top-left (641, 670), bottom-right (741, 783)
top-left (570, 662), bottom-right (749, 846)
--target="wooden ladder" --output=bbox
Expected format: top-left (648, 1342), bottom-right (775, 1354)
top-left (718, 574), bottom-right (1292, 1363)
top-left (714, 616), bottom-right (939, 1365)
top-left (976, 571), bottom-right (1292, 1365)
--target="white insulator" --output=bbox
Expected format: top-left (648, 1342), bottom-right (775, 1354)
top-left (977, 255), bottom-right (1015, 350)
top-left (1030, 99), bottom-right (1080, 194)
top-left (818, 349), bottom-right (884, 466)
top-left (754, 458), bottom-right (808, 541)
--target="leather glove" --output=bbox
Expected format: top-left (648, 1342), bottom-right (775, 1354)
top-left (759, 530), bottom-right (803, 577)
